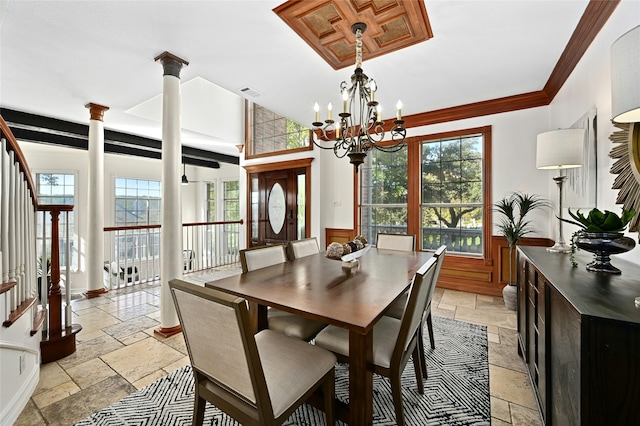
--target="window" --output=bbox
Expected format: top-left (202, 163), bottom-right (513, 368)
top-left (246, 101), bottom-right (312, 158)
top-left (359, 127), bottom-right (490, 256)
top-left (207, 182), bottom-right (216, 222)
top-left (36, 173), bottom-right (76, 269)
top-left (359, 147), bottom-right (408, 245)
top-left (114, 178), bottom-right (161, 226)
top-left (113, 178), bottom-right (161, 262)
top-left (223, 180), bottom-right (240, 221)
top-left (421, 134), bottom-right (483, 255)
top-left (223, 180), bottom-right (240, 255)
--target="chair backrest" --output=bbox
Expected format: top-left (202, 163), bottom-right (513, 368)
top-left (240, 244), bottom-right (287, 273)
top-left (429, 245), bottom-right (447, 299)
top-left (376, 233), bottom-right (415, 252)
top-left (169, 279), bottom-right (267, 410)
top-left (394, 256), bottom-right (439, 356)
top-left (288, 237), bottom-right (320, 259)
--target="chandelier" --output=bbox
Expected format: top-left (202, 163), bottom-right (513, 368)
top-left (311, 22), bottom-right (406, 171)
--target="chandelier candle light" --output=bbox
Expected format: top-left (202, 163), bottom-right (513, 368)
top-left (312, 23), bottom-right (406, 171)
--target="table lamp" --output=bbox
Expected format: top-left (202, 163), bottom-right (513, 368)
top-left (611, 25), bottom-right (640, 123)
top-left (536, 128), bottom-right (585, 253)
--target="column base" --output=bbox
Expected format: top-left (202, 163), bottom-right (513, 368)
top-left (154, 325), bottom-right (182, 338)
top-left (41, 324), bottom-right (83, 364)
top-left (84, 288), bottom-right (108, 298)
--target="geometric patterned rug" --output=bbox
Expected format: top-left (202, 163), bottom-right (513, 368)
top-left (75, 316), bottom-right (489, 425)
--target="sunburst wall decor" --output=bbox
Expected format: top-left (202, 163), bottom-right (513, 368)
top-left (609, 121), bottom-right (640, 232)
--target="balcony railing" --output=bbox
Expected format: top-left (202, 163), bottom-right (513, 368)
top-left (362, 224), bottom-right (483, 254)
top-left (103, 220), bottom-right (242, 290)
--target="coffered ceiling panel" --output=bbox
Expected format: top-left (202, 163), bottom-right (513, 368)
top-left (274, 0), bottom-right (433, 69)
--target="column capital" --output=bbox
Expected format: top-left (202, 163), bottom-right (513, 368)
top-left (85, 103), bottom-right (109, 121)
top-left (154, 51), bottom-right (189, 78)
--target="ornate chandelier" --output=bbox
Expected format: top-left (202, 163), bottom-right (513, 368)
top-left (312, 22), bottom-right (407, 171)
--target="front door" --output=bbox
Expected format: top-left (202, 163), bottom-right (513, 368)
top-left (249, 167), bottom-right (307, 247)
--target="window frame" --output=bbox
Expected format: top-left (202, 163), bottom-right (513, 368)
top-left (35, 171), bottom-right (78, 270)
top-left (357, 125), bottom-right (492, 263)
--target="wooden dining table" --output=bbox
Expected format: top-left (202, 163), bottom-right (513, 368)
top-left (205, 247), bottom-right (433, 425)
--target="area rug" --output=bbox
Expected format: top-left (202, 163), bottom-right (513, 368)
top-left (75, 316), bottom-right (489, 425)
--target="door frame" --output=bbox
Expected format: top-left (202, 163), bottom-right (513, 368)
top-left (243, 158), bottom-right (313, 247)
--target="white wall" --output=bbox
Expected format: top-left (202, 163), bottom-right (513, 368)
top-left (0, 301), bottom-right (40, 426)
top-left (547, 0), bottom-right (640, 264)
top-left (18, 141), bottom-right (241, 294)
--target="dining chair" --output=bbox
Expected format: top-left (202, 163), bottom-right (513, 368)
top-left (376, 232), bottom-right (416, 251)
top-left (287, 237), bottom-right (320, 260)
top-left (240, 244), bottom-right (327, 341)
top-left (169, 279), bottom-right (336, 426)
top-left (418, 245), bottom-right (446, 378)
top-left (384, 244), bottom-right (446, 351)
top-left (314, 256), bottom-right (439, 426)
top-left (376, 233), bottom-right (417, 320)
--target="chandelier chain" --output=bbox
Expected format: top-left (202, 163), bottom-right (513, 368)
top-left (311, 22), bottom-right (406, 171)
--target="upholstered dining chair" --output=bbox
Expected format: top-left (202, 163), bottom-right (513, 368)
top-left (314, 256), bottom-right (439, 426)
top-left (376, 233), bottom-right (417, 320)
top-left (376, 232), bottom-right (416, 251)
top-left (169, 279), bottom-right (336, 426)
top-left (383, 242), bottom-right (446, 356)
top-left (240, 244), bottom-right (327, 341)
top-left (417, 245), bottom-right (446, 378)
top-left (287, 237), bottom-right (320, 260)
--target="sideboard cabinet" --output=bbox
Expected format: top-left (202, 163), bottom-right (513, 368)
top-left (516, 246), bottom-right (640, 425)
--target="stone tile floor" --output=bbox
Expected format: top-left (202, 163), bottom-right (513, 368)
top-left (15, 264), bottom-right (542, 425)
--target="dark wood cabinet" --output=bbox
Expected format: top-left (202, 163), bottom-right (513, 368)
top-left (517, 246), bottom-right (640, 425)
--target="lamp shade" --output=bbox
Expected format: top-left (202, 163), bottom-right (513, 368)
top-left (611, 25), bottom-right (640, 123)
top-left (536, 128), bottom-right (585, 169)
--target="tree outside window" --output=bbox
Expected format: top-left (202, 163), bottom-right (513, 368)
top-left (360, 147), bottom-right (408, 245)
top-left (421, 134), bottom-right (483, 254)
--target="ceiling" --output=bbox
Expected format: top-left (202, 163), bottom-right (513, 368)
top-left (0, 0), bottom-right (608, 162)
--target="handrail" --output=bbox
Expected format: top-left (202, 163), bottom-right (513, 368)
top-left (0, 116), bottom-right (36, 206)
top-left (183, 219), bottom-right (244, 227)
top-left (103, 219), bottom-right (243, 289)
top-left (104, 219), bottom-right (244, 232)
top-left (2, 114), bottom-right (80, 363)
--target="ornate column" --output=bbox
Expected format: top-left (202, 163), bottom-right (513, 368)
top-left (154, 51), bottom-right (188, 337)
top-left (85, 103), bottom-right (109, 298)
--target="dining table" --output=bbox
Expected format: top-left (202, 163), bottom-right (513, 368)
top-left (205, 247), bottom-right (434, 425)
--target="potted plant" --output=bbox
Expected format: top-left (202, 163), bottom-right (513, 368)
top-left (495, 192), bottom-right (549, 310)
top-left (560, 207), bottom-right (636, 273)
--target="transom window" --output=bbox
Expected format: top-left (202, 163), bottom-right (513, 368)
top-left (246, 101), bottom-right (311, 158)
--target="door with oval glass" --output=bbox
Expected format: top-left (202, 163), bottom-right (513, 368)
top-left (249, 168), bottom-right (307, 246)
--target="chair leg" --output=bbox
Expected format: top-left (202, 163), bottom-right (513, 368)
top-left (418, 326), bottom-right (428, 380)
top-left (427, 312), bottom-right (435, 350)
top-left (323, 369), bottom-right (335, 425)
top-left (193, 389), bottom-right (206, 426)
top-left (390, 373), bottom-right (405, 426)
top-left (412, 347), bottom-right (424, 394)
